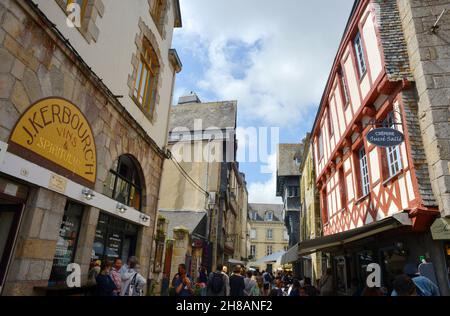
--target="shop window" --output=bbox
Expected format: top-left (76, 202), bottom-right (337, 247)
top-left (92, 213), bottom-right (138, 264)
top-left (105, 155), bottom-right (143, 211)
top-left (358, 147), bottom-right (370, 197)
top-left (384, 112), bottom-right (403, 178)
top-left (48, 202), bottom-right (84, 286)
top-left (354, 32), bottom-right (367, 78)
top-left (132, 38), bottom-right (160, 119)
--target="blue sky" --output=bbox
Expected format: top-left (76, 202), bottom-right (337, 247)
top-left (172, 0), bottom-right (355, 203)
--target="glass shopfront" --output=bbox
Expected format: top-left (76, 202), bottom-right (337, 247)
top-left (0, 177), bottom-right (28, 294)
top-left (48, 202), bottom-right (84, 286)
top-left (92, 213), bottom-right (138, 264)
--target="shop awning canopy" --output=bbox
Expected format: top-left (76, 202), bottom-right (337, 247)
top-left (298, 213), bottom-right (412, 256)
top-left (158, 209), bottom-right (207, 239)
top-left (281, 244), bottom-right (298, 265)
top-left (249, 250), bottom-right (285, 266)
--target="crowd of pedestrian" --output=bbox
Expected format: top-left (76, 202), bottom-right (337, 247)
top-left (170, 263), bottom-right (322, 297)
top-left (169, 261), bottom-right (442, 297)
top-left (87, 256), bottom-right (147, 296)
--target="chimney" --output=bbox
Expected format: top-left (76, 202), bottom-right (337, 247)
top-left (178, 91), bottom-right (201, 104)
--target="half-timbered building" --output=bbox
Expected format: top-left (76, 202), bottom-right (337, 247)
top-left (301, 0), bottom-right (449, 295)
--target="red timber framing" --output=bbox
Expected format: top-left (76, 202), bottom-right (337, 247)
top-left (310, 0), bottom-right (438, 237)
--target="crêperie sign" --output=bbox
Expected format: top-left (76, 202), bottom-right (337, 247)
top-left (366, 128), bottom-right (404, 147)
top-left (9, 97), bottom-right (97, 185)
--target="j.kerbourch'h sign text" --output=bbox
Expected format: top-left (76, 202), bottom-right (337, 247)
top-left (366, 128), bottom-right (405, 148)
top-left (9, 98), bottom-right (97, 185)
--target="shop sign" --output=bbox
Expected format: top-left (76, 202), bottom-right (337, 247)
top-left (0, 140), bottom-right (7, 166)
top-left (431, 218), bottom-right (450, 240)
top-left (366, 128), bottom-right (404, 148)
top-left (48, 173), bottom-right (68, 193)
top-left (9, 98), bottom-right (97, 184)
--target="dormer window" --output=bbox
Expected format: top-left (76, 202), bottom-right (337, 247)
top-left (265, 211), bottom-right (273, 222)
top-left (250, 211), bottom-right (258, 221)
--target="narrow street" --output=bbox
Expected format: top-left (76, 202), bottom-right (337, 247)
top-left (0, 0), bottom-right (449, 302)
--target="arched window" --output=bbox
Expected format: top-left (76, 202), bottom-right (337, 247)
top-left (105, 155), bottom-right (143, 211)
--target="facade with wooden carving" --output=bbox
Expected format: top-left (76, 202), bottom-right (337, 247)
top-left (305, 0), bottom-right (449, 295)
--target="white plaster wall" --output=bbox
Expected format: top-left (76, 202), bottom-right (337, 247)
top-left (33, 0), bottom-right (178, 148)
top-left (362, 11), bottom-right (383, 83)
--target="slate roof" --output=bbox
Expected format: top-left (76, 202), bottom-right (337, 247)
top-left (158, 210), bottom-right (207, 239)
top-left (169, 101), bottom-right (237, 132)
top-left (374, 0), bottom-right (414, 81)
top-left (249, 203), bottom-right (284, 222)
top-left (277, 144), bottom-right (303, 177)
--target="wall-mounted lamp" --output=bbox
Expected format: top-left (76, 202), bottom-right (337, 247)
top-left (140, 214), bottom-right (150, 222)
top-left (116, 203), bottom-right (127, 213)
top-left (81, 188), bottom-right (95, 200)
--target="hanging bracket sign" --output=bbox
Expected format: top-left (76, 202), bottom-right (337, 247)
top-left (366, 128), bottom-right (404, 148)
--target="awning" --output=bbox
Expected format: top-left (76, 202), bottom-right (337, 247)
top-left (298, 213), bottom-right (412, 256)
top-left (281, 244), bottom-right (298, 265)
top-left (158, 209), bottom-right (207, 239)
top-left (249, 250), bottom-right (285, 266)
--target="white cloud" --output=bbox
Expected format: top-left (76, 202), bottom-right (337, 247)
top-left (174, 0), bottom-right (354, 127)
top-left (247, 153), bottom-right (282, 204)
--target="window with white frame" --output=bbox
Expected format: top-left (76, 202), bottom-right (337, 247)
top-left (250, 245), bottom-right (256, 258)
top-left (359, 147), bottom-right (370, 196)
top-left (266, 245), bottom-right (273, 256)
top-left (384, 112), bottom-right (403, 177)
top-left (339, 68), bottom-right (350, 105)
top-left (318, 132), bottom-right (324, 159)
top-left (250, 229), bottom-right (257, 240)
top-left (266, 229), bottom-right (273, 240)
top-left (354, 32), bottom-right (367, 78)
top-left (284, 230), bottom-right (289, 241)
top-left (250, 211), bottom-right (258, 221)
top-left (265, 211), bottom-right (273, 222)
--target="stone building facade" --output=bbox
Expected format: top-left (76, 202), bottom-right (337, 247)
top-left (397, 0), bottom-right (450, 218)
top-left (248, 204), bottom-right (288, 272)
top-left (0, 0), bottom-right (181, 296)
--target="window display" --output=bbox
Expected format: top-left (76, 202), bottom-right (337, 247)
top-left (48, 202), bottom-right (83, 286)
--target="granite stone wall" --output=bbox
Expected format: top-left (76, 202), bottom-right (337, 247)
top-left (0, 0), bottom-right (164, 295)
top-left (397, 0), bottom-right (450, 217)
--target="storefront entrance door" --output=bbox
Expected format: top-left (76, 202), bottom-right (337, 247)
top-left (0, 203), bottom-right (23, 294)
